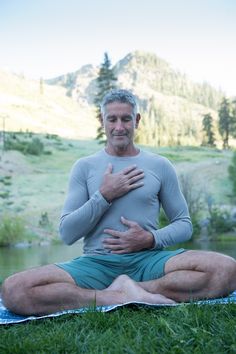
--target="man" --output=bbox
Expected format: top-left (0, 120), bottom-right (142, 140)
top-left (2, 89), bottom-right (236, 315)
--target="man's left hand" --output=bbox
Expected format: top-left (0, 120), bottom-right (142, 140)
top-left (103, 217), bottom-right (154, 254)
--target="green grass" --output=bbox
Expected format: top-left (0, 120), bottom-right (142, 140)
top-left (145, 145), bottom-right (231, 163)
top-left (1, 305), bottom-right (236, 353)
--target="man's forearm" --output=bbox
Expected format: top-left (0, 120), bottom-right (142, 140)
top-left (59, 190), bottom-right (111, 245)
top-left (150, 218), bottom-right (193, 249)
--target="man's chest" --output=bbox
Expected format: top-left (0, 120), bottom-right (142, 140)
top-left (86, 164), bottom-right (162, 202)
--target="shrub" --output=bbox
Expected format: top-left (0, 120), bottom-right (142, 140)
top-left (25, 137), bottom-right (44, 155)
top-left (39, 212), bottom-right (50, 227)
top-left (179, 173), bottom-right (202, 237)
top-left (45, 133), bottom-right (59, 140)
top-left (43, 150), bottom-right (52, 155)
top-left (2, 176), bottom-right (12, 186)
top-left (158, 173), bottom-right (202, 238)
top-left (0, 191), bottom-right (10, 199)
top-left (5, 133), bottom-right (44, 156)
top-left (208, 206), bottom-right (235, 235)
top-left (5, 136), bottom-right (27, 153)
top-left (0, 215), bottom-right (27, 246)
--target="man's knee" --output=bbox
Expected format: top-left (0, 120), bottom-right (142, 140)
top-left (2, 273), bottom-right (26, 308)
top-left (165, 249), bottom-right (236, 275)
top-left (196, 252), bottom-right (236, 292)
top-left (206, 252), bottom-right (236, 274)
top-left (219, 254), bottom-right (236, 280)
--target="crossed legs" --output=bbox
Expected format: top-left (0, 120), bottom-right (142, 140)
top-left (2, 250), bottom-right (236, 316)
top-left (140, 250), bottom-right (236, 301)
top-left (1, 265), bottom-right (174, 315)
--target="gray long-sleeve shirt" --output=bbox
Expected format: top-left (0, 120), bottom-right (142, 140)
top-left (59, 149), bottom-right (192, 254)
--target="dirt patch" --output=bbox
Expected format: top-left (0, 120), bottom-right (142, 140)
top-left (0, 151), bottom-right (33, 175)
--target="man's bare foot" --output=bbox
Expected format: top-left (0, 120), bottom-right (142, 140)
top-left (103, 275), bottom-right (175, 305)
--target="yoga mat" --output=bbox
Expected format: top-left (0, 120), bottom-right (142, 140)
top-left (1, 291), bottom-right (236, 325)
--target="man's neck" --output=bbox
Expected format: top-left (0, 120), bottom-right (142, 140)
top-left (105, 144), bottom-right (139, 157)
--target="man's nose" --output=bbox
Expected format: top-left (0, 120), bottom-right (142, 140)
top-left (114, 119), bottom-right (124, 130)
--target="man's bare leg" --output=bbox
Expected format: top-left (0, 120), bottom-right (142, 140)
top-left (2, 265), bottom-right (174, 316)
top-left (139, 250), bottom-right (236, 302)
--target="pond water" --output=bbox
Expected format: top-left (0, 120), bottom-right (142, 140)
top-left (0, 239), bottom-right (236, 282)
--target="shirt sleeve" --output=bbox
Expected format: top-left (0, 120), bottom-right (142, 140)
top-left (59, 160), bottom-right (111, 245)
top-left (150, 158), bottom-right (193, 249)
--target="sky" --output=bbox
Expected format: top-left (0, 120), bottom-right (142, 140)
top-left (0, 0), bottom-right (235, 96)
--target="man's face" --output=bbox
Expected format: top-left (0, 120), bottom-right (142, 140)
top-left (102, 101), bottom-right (140, 151)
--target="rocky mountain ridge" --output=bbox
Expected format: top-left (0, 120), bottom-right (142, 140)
top-left (47, 50), bottom-right (224, 110)
top-left (0, 51), bottom-right (225, 144)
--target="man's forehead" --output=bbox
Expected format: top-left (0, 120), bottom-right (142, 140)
top-left (104, 101), bottom-right (133, 115)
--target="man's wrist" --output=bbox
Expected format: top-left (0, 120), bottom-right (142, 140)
top-left (145, 231), bottom-right (155, 249)
top-left (99, 188), bottom-right (112, 203)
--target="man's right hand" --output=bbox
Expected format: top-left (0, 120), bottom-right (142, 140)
top-left (99, 163), bottom-right (144, 202)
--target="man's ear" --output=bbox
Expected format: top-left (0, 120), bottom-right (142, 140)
top-left (135, 113), bottom-right (141, 128)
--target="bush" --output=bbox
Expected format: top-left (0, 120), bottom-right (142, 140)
top-left (0, 176), bottom-right (12, 186)
top-left (0, 191), bottom-right (10, 199)
top-left (208, 207), bottom-right (235, 235)
top-left (39, 212), bottom-right (50, 227)
top-left (44, 150), bottom-right (52, 155)
top-left (25, 137), bottom-right (44, 155)
top-left (158, 173), bottom-right (202, 238)
top-left (5, 134), bottom-right (44, 156)
top-left (0, 215), bottom-right (27, 246)
top-left (179, 173), bottom-right (202, 237)
top-left (5, 136), bottom-right (27, 153)
top-left (45, 133), bottom-right (59, 140)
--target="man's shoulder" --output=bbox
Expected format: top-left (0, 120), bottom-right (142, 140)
top-left (141, 149), bottom-right (171, 164)
top-left (72, 149), bottom-right (104, 168)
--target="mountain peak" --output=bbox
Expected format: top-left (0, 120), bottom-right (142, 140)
top-left (114, 50), bottom-right (170, 72)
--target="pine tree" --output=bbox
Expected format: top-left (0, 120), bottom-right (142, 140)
top-left (94, 53), bottom-right (117, 144)
top-left (218, 97), bottom-right (231, 149)
top-left (228, 150), bottom-right (236, 196)
top-left (202, 113), bottom-right (216, 147)
top-left (231, 99), bottom-right (236, 138)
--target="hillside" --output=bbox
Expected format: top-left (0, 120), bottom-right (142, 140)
top-left (0, 51), bottom-right (225, 145)
top-left (46, 51), bottom-right (224, 146)
top-left (0, 69), bottom-right (98, 139)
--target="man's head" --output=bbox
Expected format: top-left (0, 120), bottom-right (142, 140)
top-left (100, 89), bottom-right (138, 118)
top-left (100, 89), bottom-right (141, 155)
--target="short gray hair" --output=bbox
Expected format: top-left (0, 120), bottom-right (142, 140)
top-left (100, 89), bottom-right (138, 117)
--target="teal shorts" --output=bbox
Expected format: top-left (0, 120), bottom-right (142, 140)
top-left (56, 248), bottom-right (185, 290)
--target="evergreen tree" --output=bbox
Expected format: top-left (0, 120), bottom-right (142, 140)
top-left (135, 97), bottom-right (166, 146)
top-left (228, 150), bottom-right (236, 196)
top-left (218, 97), bottom-right (231, 149)
top-left (202, 113), bottom-right (216, 146)
top-left (94, 53), bottom-right (117, 144)
top-left (231, 98), bottom-right (236, 138)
